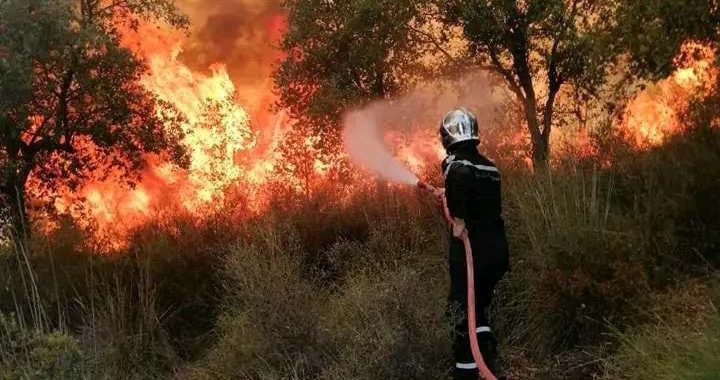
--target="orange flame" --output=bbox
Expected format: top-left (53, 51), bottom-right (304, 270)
top-left (620, 42), bottom-right (718, 148)
top-left (42, 20), bottom-right (291, 249)
top-left (35, 14), bottom-right (716, 250)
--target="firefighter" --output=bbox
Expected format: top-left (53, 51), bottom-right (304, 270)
top-left (437, 108), bottom-right (509, 380)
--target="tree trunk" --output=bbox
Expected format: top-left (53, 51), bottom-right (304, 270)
top-left (531, 134), bottom-right (549, 170)
top-left (521, 86), bottom-right (557, 172)
top-left (1, 171), bottom-right (29, 239)
top-left (513, 59), bottom-right (551, 172)
top-left (521, 97), bottom-right (549, 171)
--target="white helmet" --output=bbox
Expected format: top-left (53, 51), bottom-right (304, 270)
top-left (439, 108), bottom-right (479, 151)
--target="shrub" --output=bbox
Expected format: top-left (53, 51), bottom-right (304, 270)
top-left (627, 127), bottom-right (720, 275)
top-left (1, 127), bottom-right (718, 380)
top-left (0, 313), bottom-right (82, 380)
top-left (498, 169), bottom-right (650, 354)
top-left (76, 267), bottom-right (179, 380)
top-left (603, 279), bottom-right (720, 380)
top-left (496, 126), bottom-right (720, 359)
top-left (192, 228), bottom-right (327, 380)
top-left (319, 265), bottom-right (450, 380)
top-left (186, 192), bottom-right (452, 380)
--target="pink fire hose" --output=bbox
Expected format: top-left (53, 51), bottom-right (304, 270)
top-left (418, 181), bottom-right (497, 380)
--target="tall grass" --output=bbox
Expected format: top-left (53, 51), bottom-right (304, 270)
top-left (183, 187), bottom-right (451, 380)
top-left (604, 278), bottom-right (720, 380)
top-left (1, 126), bottom-right (719, 380)
top-left (0, 214), bottom-right (225, 379)
top-left (499, 168), bottom-right (650, 352)
top-left (0, 233), bottom-right (81, 380)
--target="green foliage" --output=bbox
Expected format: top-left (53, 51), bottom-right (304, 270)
top-left (188, 125), bottom-right (720, 379)
top-left (616, 0), bottom-right (720, 78)
top-left (185, 187), bottom-right (450, 380)
top-left (490, 125), bottom-right (720, 364)
top-left (443, 0), bottom-right (618, 165)
top-left (0, 313), bottom-right (82, 380)
top-left (275, 0), bottom-right (416, 181)
top-left (1, 125), bottom-right (720, 380)
top-left (319, 266), bottom-right (450, 380)
top-left (274, 0), bottom-right (439, 151)
top-left (195, 232), bottom-right (326, 379)
top-left (447, 0), bottom-right (614, 88)
top-left (0, 212), bottom-right (232, 379)
top-left (604, 281), bottom-right (720, 380)
top-left (497, 169), bottom-right (650, 354)
top-left (610, 123), bottom-right (720, 276)
top-left (1, 2), bottom-right (719, 379)
top-left (0, 0), bottom-right (188, 228)
top-left (276, 0), bottom-right (719, 169)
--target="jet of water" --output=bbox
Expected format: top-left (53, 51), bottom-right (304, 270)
top-left (342, 109), bottom-right (419, 185)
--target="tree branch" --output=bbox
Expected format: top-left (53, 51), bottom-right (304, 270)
top-left (407, 24), bottom-right (457, 64)
top-left (542, 0), bottom-right (580, 139)
top-left (487, 47), bottom-right (525, 102)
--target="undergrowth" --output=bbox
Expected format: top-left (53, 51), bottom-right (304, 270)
top-left (1, 126), bottom-right (718, 380)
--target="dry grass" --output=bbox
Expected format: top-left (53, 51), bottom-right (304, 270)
top-left (1, 127), bottom-right (719, 380)
top-left (603, 278), bottom-right (720, 380)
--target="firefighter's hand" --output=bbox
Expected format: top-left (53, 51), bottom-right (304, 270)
top-left (432, 187), bottom-right (445, 202)
top-left (452, 218), bottom-right (466, 238)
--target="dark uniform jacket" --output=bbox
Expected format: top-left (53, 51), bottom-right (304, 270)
top-left (442, 146), bottom-right (509, 269)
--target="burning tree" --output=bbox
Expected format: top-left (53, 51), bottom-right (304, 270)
top-left (277, 0), bottom-right (718, 170)
top-left (616, 0), bottom-right (720, 79)
top-left (274, 0), bottom-right (435, 161)
top-left (0, 0), bottom-right (188, 234)
top-left (442, 0), bottom-right (616, 168)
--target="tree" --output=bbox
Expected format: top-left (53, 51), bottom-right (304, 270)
top-left (276, 0), bottom-right (618, 170)
top-left (274, 0), bottom-right (437, 153)
top-left (442, 0), bottom-right (614, 168)
top-left (0, 0), bottom-right (188, 234)
top-left (615, 0), bottom-right (719, 78)
top-left (277, 0), bottom-right (719, 171)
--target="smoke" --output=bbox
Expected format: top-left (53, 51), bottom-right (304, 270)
top-left (171, 0), bottom-right (287, 155)
top-left (177, 0), bottom-right (284, 83)
top-left (342, 71), bottom-right (503, 184)
top-left (175, 0), bottom-right (286, 126)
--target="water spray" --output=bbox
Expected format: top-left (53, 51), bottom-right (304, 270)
top-left (343, 110), bottom-right (498, 380)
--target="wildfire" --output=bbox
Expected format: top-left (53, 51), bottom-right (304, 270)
top-left (620, 42), bottom-right (718, 148)
top-left (38, 19), bottom-right (289, 249)
top-left (30, 6), bottom-right (717, 250)
top-left (388, 129), bottom-right (445, 176)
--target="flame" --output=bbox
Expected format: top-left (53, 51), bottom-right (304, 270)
top-left (30, 8), bottom-right (716, 250)
top-left (620, 42), bottom-right (718, 148)
top-left (387, 128), bottom-right (445, 176)
top-left (38, 19), bottom-right (291, 249)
